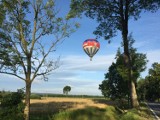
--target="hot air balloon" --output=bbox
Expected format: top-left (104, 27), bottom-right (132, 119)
top-left (83, 39), bottom-right (100, 61)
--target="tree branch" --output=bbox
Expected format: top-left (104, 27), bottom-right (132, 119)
top-left (31, 36), bottom-right (63, 82)
top-left (30, 5), bottom-right (38, 55)
top-left (10, 40), bottom-right (27, 74)
top-left (0, 72), bottom-right (25, 81)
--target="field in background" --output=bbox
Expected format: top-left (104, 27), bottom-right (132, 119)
top-left (30, 97), bottom-right (113, 114)
top-left (30, 97), bottom-right (155, 120)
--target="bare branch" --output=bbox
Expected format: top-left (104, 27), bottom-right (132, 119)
top-left (33, 57), bottom-right (60, 82)
top-left (31, 36), bottom-right (62, 81)
top-left (0, 72), bottom-right (25, 81)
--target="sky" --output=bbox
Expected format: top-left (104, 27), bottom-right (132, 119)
top-left (0, 1), bottom-right (160, 96)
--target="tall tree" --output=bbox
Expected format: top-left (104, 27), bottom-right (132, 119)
top-left (0, 0), bottom-right (77, 120)
top-left (117, 35), bottom-right (148, 83)
top-left (99, 36), bottom-right (147, 106)
top-left (68, 0), bottom-right (159, 107)
top-left (116, 36), bottom-right (147, 106)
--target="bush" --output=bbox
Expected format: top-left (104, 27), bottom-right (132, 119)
top-left (120, 109), bottom-right (141, 120)
top-left (116, 99), bottom-right (129, 110)
top-left (0, 89), bottom-right (25, 120)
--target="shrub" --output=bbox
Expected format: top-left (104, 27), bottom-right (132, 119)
top-left (0, 89), bottom-right (25, 120)
top-left (120, 109), bottom-right (141, 120)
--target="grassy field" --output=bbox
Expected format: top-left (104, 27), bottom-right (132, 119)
top-left (30, 97), bottom-right (155, 120)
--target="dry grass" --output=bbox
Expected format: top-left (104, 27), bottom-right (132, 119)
top-left (30, 97), bottom-right (108, 114)
top-left (30, 98), bottom-right (155, 120)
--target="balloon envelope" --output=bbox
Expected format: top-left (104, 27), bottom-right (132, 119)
top-left (83, 39), bottom-right (100, 61)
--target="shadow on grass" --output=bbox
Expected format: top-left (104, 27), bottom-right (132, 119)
top-left (92, 98), bottom-right (116, 106)
top-left (30, 99), bottom-right (154, 120)
top-left (30, 101), bottom-right (75, 114)
top-left (30, 101), bottom-right (75, 120)
top-left (30, 98), bottom-right (118, 120)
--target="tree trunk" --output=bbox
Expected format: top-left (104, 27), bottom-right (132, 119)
top-left (24, 81), bottom-right (31, 120)
top-left (123, 36), bottom-right (139, 108)
top-left (127, 81), bottom-right (130, 108)
top-left (120, 0), bottom-right (139, 108)
top-left (130, 78), bottom-right (139, 107)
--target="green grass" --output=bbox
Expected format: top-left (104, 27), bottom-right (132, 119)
top-left (51, 106), bottom-right (119, 120)
top-left (30, 114), bottom-right (51, 120)
top-left (119, 102), bottom-right (154, 120)
top-left (30, 100), bottom-right (155, 120)
top-left (120, 109), bottom-right (142, 120)
top-left (48, 104), bottom-right (154, 120)
top-left (30, 106), bottom-right (118, 120)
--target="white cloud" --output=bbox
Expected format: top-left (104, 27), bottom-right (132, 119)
top-left (32, 77), bottom-right (102, 95)
top-left (30, 54), bottom-right (116, 95)
top-left (146, 49), bottom-right (160, 64)
top-left (59, 54), bottom-right (115, 71)
top-left (1, 49), bottom-right (159, 95)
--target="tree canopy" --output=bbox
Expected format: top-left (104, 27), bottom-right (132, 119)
top-left (116, 35), bottom-right (148, 82)
top-left (63, 86), bottom-right (71, 95)
top-left (69, 0), bottom-right (159, 107)
top-left (68, 0), bottom-right (160, 40)
top-left (99, 37), bottom-right (147, 103)
top-left (99, 62), bottom-right (128, 100)
top-left (0, 0), bottom-right (77, 119)
top-left (137, 63), bottom-right (160, 102)
top-left (145, 62), bottom-right (160, 101)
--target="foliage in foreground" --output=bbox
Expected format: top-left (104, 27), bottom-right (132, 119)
top-left (50, 105), bottom-right (154, 120)
top-left (0, 89), bottom-right (25, 120)
top-left (51, 106), bottom-right (118, 120)
top-left (28, 97), bottom-right (154, 120)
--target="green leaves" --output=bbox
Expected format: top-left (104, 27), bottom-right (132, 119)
top-left (69, 0), bottom-right (160, 40)
top-left (99, 80), bottom-right (109, 98)
top-left (99, 62), bottom-right (128, 100)
top-left (117, 35), bottom-right (148, 82)
top-left (144, 64), bottom-right (160, 101)
top-left (0, 89), bottom-right (25, 120)
top-left (63, 86), bottom-right (71, 95)
top-left (99, 36), bottom-right (148, 100)
top-left (0, 0), bottom-right (78, 79)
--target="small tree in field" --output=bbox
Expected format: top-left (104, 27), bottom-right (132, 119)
top-left (0, 0), bottom-right (78, 120)
top-left (63, 86), bottom-right (71, 95)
